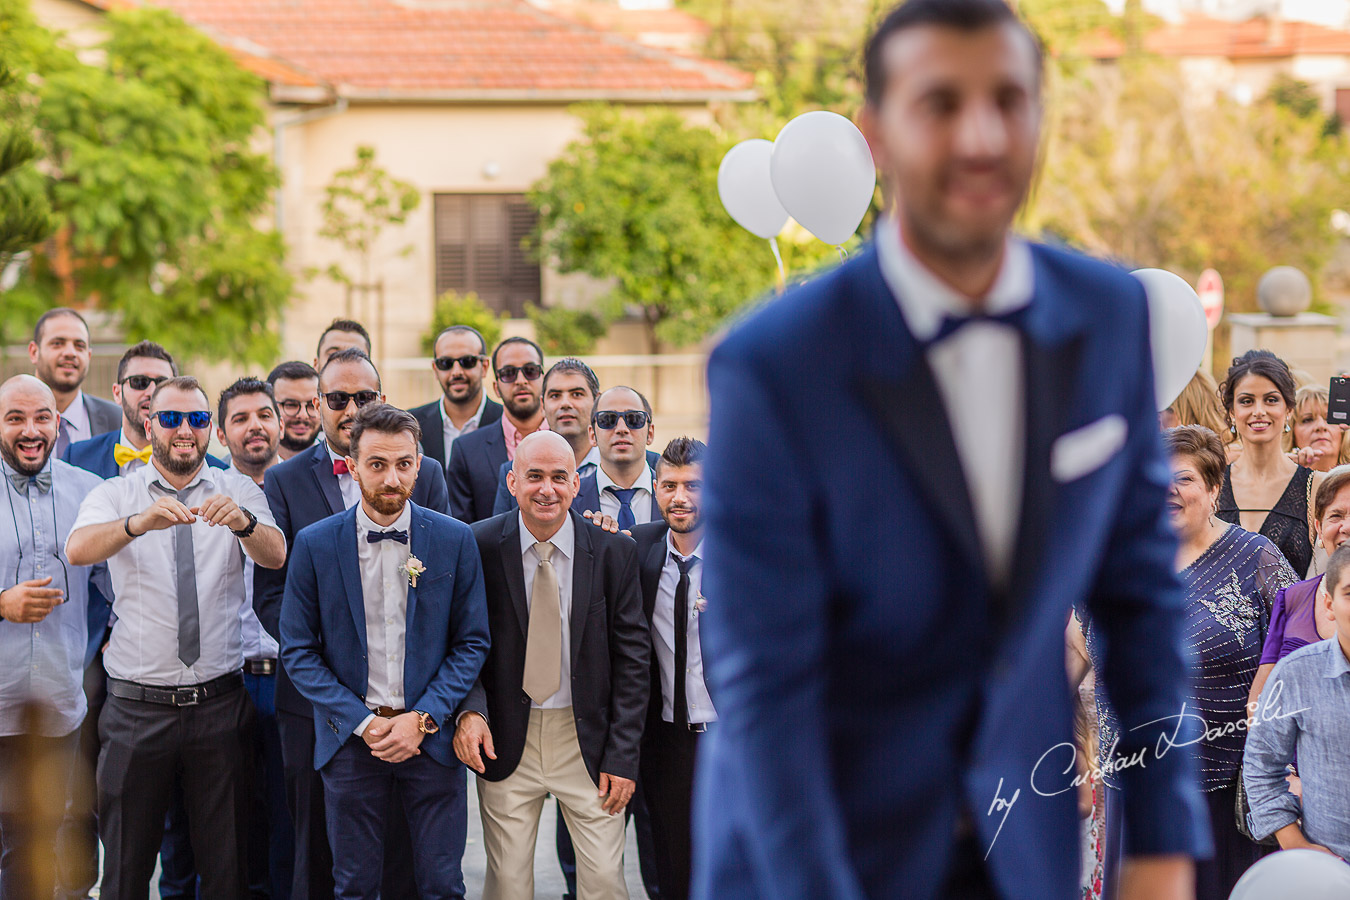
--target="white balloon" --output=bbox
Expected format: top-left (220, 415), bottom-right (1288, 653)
top-left (718, 140), bottom-right (788, 241)
top-left (770, 111), bottom-right (876, 246)
top-left (1133, 268), bottom-right (1208, 411)
top-left (1229, 849), bottom-right (1350, 900)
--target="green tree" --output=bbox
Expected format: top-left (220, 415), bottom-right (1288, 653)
top-left (423, 291), bottom-right (505, 355)
top-left (527, 304), bottom-right (609, 356)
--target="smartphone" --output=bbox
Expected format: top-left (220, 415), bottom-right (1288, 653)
top-left (1329, 376), bottom-right (1350, 426)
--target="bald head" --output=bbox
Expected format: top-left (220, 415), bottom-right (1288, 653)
top-left (0, 374), bottom-right (57, 409)
top-left (509, 431), bottom-right (579, 537)
top-left (0, 374), bottom-right (60, 476)
top-left (514, 430), bottom-right (576, 476)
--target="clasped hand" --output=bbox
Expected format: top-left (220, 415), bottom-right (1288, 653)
top-left (362, 713), bottom-right (424, 763)
top-left (131, 494), bottom-right (248, 534)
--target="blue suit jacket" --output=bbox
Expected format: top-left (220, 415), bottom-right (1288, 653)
top-left (445, 421), bottom-right (506, 523)
top-left (488, 451), bottom-right (658, 517)
top-left (694, 243), bottom-right (1209, 900)
top-left (279, 503), bottom-right (490, 769)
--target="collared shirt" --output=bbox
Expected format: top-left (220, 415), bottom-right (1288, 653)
top-left (234, 463), bottom-right (278, 662)
top-left (502, 415), bottom-right (549, 463)
top-left (577, 446), bottom-right (601, 480)
top-left (68, 460), bottom-right (277, 686)
top-left (327, 443), bottom-right (360, 510)
top-left (353, 503), bottom-right (413, 736)
top-left (874, 214), bottom-right (1034, 589)
top-left (519, 511), bottom-right (574, 709)
top-left (60, 390), bottom-right (92, 447)
top-left (0, 459), bottom-right (109, 737)
top-left (441, 392), bottom-right (487, 463)
top-left (596, 463), bottom-right (655, 526)
top-left (116, 427), bottom-right (149, 477)
top-left (652, 534), bottom-right (716, 724)
top-left (1244, 638), bottom-right (1350, 859)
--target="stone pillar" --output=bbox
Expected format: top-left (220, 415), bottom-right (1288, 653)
top-left (1228, 312), bottom-right (1340, 384)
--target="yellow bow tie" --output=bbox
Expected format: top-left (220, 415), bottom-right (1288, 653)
top-left (114, 443), bottom-right (153, 467)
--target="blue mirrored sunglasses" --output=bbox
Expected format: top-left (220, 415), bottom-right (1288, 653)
top-left (155, 410), bottom-right (212, 430)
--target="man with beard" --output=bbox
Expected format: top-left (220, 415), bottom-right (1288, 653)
top-left (280, 404), bottom-right (489, 900)
top-left (410, 326), bottom-right (503, 470)
top-left (0, 375), bottom-right (109, 900)
top-left (256, 348), bottom-right (448, 900)
top-left (629, 438), bottom-right (712, 900)
top-left (65, 376), bottom-right (285, 900)
top-left (268, 362), bottom-right (322, 461)
top-left (446, 337), bottom-right (547, 523)
top-left (28, 309), bottom-right (120, 456)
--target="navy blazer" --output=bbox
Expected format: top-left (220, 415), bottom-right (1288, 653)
top-left (408, 396), bottom-right (503, 471)
top-left (490, 451), bottom-right (658, 517)
top-left (445, 421), bottom-right (507, 523)
top-left (692, 243), bottom-right (1209, 900)
top-left (280, 503), bottom-right (490, 769)
top-left (256, 440), bottom-right (451, 717)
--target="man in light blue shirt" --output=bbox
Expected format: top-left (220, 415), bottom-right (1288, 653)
top-left (1245, 542), bottom-right (1350, 859)
top-left (0, 375), bottom-right (109, 899)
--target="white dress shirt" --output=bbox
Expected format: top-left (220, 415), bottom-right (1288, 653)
top-left (60, 391), bottom-right (92, 446)
top-left (353, 503), bottom-right (413, 737)
top-left (520, 512), bottom-right (575, 709)
top-left (327, 443), bottom-right (361, 510)
top-left (596, 463), bottom-right (655, 526)
top-left (652, 534), bottom-right (716, 724)
top-left (441, 392), bottom-right (487, 462)
top-left (874, 215), bottom-right (1034, 589)
top-left (68, 460), bottom-right (277, 686)
top-left (240, 556), bottom-right (278, 661)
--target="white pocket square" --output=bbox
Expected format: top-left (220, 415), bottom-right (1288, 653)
top-left (1051, 415), bottom-right (1127, 483)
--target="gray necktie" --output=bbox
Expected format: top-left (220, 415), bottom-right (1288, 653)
top-left (163, 483), bottom-right (200, 668)
top-left (523, 542), bottom-right (561, 705)
top-left (55, 418), bottom-right (72, 459)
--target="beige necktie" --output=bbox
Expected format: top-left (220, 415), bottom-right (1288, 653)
top-left (523, 541), bottom-right (561, 705)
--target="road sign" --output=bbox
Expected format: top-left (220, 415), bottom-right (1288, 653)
top-left (1197, 268), bottom-right (1224, 330)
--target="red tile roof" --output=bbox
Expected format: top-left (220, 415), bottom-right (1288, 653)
top-left (1085, 13), bottom-right (1350, 60)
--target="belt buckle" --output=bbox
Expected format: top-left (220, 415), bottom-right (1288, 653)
top-left (176, 687), bottom-right (202, 707)
top-left (688, 722), bottom-right (707, 733)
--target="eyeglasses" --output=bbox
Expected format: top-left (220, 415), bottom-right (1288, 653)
top-left (154, 410), bottom-right (212, 430)
top-left (322, 390), bottom-right (380, 411)
top-left (593, 410), bottom-right (650, 430)
top-left (277, 398), bottom-right (319, 416)
top-left (434, 354), bottom-right (486, 372)
top-left (120, 374), bottom-right (169, 391)
top-left (496, 364), bottom-right (543, 384)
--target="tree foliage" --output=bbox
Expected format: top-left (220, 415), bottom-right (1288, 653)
top-left (318, 144), bottom-right (420, 290)
top-left (423, 291), bottom-right (505, 355)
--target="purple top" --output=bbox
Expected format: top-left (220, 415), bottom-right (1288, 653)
top-left (1259, 576), bottom-right (1325, 666)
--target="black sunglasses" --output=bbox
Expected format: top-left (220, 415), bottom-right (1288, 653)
top-left (277, 398), bottom-right (318, 416)
top-left (593, 410), bottom-right (650, 430)
top-left (120, 374), bottom-right (169, 391)
top-left (434, 354), bottom-right (486, 372)
top-left (155, 410), bottom-right (212, 430)
top-left (322, 390), bottom-right (381, 411)
top-left (496, 363), bottom-right (543, 384)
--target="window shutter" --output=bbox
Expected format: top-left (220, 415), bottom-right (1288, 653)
top-left (433, 193), bottom-right (541, 317)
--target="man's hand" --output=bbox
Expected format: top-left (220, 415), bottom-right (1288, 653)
top-left (361, 717), bottom-right (393, 748)
top-left (367, 713), bottom-right (424, 763)
top-left (597, 773), bottom-right (635, 815)
top-left (453, 712), bottom-right (496, 774)
top-left (131, 497), bottom-right (196, 534)
top-left (0, 577), bottom-right (64, 623)
top-left (1118, 855), bottom-right (1193, 900)
top-left (192, 494), bottom-right (249, 531)
top-left (582, 510), bottom-right (627, 536)
top-left (1276, 823), bottom-right (1342, 858)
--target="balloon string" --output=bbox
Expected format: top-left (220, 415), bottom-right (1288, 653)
top-left (769, 237), bottom-right (786, 293)
top-left (837, 246), bottom-right (848, 262)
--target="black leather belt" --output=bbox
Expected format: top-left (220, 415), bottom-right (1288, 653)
top-left (108, 671), bottom-right (244, 707)
top-left (687, 722), bottom-right (708, 733)
top-left (245, 658), bottom-right (276, 676)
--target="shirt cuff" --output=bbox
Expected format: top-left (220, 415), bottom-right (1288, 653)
top-left (355, 713), bottom-right (376, 738)
top-left (455, 710), bottom-right (486, 728)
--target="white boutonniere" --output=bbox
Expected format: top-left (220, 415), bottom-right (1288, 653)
top-left (401, 555), bottom-right (425, 587)
top-left (692, 593), bottom-right (707, 619)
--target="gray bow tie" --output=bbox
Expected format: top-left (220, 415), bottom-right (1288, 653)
top-left (9, 470), bottom-right (52, 494)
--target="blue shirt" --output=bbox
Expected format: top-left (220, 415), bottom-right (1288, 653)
top-left (0, 458), bottom-right (110, 737)
top-left (1244, 637), bottom-right (1350, 858)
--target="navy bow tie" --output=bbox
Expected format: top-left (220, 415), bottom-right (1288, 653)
top-left (366, 529), bottom-right (408, 544)
top-left (8, 470), bottom-right (52, 495)
top-left (928, 305), bottom-right (1029, 345)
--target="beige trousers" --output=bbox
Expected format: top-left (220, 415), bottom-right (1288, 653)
top-left (477, 707), bottom-right (628, 900)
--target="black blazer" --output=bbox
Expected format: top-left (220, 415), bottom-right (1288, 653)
top-left (445, 421), bottom-right (507, 523)
top-left (255, 440), bottom-right (451, 716)
top-left (409, 396), bottom-right (503, 471)
top-left (82, 393), bottom-right (122, 436)
top-left (460, 510), bottom-right (650, 783)
top-left (631, 520), bottom-right (671, 734)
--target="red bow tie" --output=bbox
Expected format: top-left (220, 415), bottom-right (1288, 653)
top-left (332, 458), bottom-right (349, 476)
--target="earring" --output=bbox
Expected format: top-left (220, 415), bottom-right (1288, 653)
top-left (1230, 424), bottom-right (1237, 436)
top-left (1285, 423), bottom-right (1292, 433)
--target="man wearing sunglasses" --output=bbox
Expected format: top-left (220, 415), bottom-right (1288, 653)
top-left (65, 376), bottom-right (286, 900)
top-left (268, 362), bottom-right (323, 462)
top-left (446, 337), bottom-right (548, 524)
top-left (581, 387), bottom-right (659, 531)
top-left (256, 347), bottom-right (448, 900)
top-left (410, 326), bottom-right (503, 471)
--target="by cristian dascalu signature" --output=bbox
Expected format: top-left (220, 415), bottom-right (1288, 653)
top-left (982, 680), bottom-right (1309, 860)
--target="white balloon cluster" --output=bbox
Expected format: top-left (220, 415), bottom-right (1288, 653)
top-left (1132, 268), bottom-right (1209, 412)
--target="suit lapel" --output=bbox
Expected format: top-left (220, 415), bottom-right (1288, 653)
top-left (498, 513), bottom-right (530, 636)
top-left (570, 514), bottom-right (593, 670)
top-left (640, 530), bottom-right (667, 623)
top-left (310, 447), bottom-right (344, 516)
top-left (406, 504), bottom-right (425, 635)
top-left (336, 510), bottom-right (367, 656)
top-left (421, 409), bottom-right (446, 469)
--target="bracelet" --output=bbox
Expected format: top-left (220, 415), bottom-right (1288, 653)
top-left (123, 516), bottom-right (142, 539)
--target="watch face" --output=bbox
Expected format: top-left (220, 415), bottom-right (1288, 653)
top-left (419, 712), bottom-right (440, 734)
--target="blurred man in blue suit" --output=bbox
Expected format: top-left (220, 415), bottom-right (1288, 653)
top-left (693, 2), bottom-right (1210, 899)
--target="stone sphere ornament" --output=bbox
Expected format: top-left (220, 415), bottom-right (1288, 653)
top-left (1257, 266), bottom-right (1312, 317)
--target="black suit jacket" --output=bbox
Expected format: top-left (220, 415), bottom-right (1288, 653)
top-left (255, 440), bottom-right (451, 716)
top-left (460, 510), bottom-right (650, 783)
top-left (409, 396), bottom-right (503, 471)
top-left (445, 420), bottom-right (507, 523)
top-left (631, 521), bottom-right (671, 735)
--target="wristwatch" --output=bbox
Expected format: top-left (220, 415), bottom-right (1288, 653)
top-left (231, 507), bottom-right (258, 539)
top-left (414, 711), bottom-right (439, 735)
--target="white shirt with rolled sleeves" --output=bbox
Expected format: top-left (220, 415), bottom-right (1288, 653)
top-left (67, 460), bottom-right (277, 686)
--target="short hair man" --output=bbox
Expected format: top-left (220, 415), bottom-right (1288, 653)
top-left (29, 309), bottom-right (120, 455)
top-left (281, 403), bottom-right (490, 900)
top-left (694, 1), bottom-right (1207, 898)
top-left (409, 326), bottom-right (504, 470)
top-left (445, 337), bottom-right (548, 523)
top-left (0, 375), bottom-right (109, 900)
top-left (65, 376), bottom-right (286, 900)
top-left (454, 431), bottom-right (649, 900)
top-left (314, 319), bottom-right (372, 369)
top-left (268, 361), bottom-right (322, 461)
top-left (580, 387), bottom-right (658, 530)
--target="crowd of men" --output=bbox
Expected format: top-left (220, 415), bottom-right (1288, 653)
top-left (0, 309), bottom-right (713, 900)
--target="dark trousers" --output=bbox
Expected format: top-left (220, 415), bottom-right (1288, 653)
top-left (321, 740), bottom-right (467, 900)
top-left (97, 686), bottom-right (256, 900)
top-left (56, 651), bottom-right (107, 900)
top-left (159, 673), bottom-right (294, 900)
top-left (556, 784), bottom-right (662, 899)
top-left (0, 730), bottom-right (80, 900)
top-left (939, 835), bottom-right (998, 900)
top-left (278, 707), bottom-right (420, 900)
top-left (640, 722), bottom-right (704, 900)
